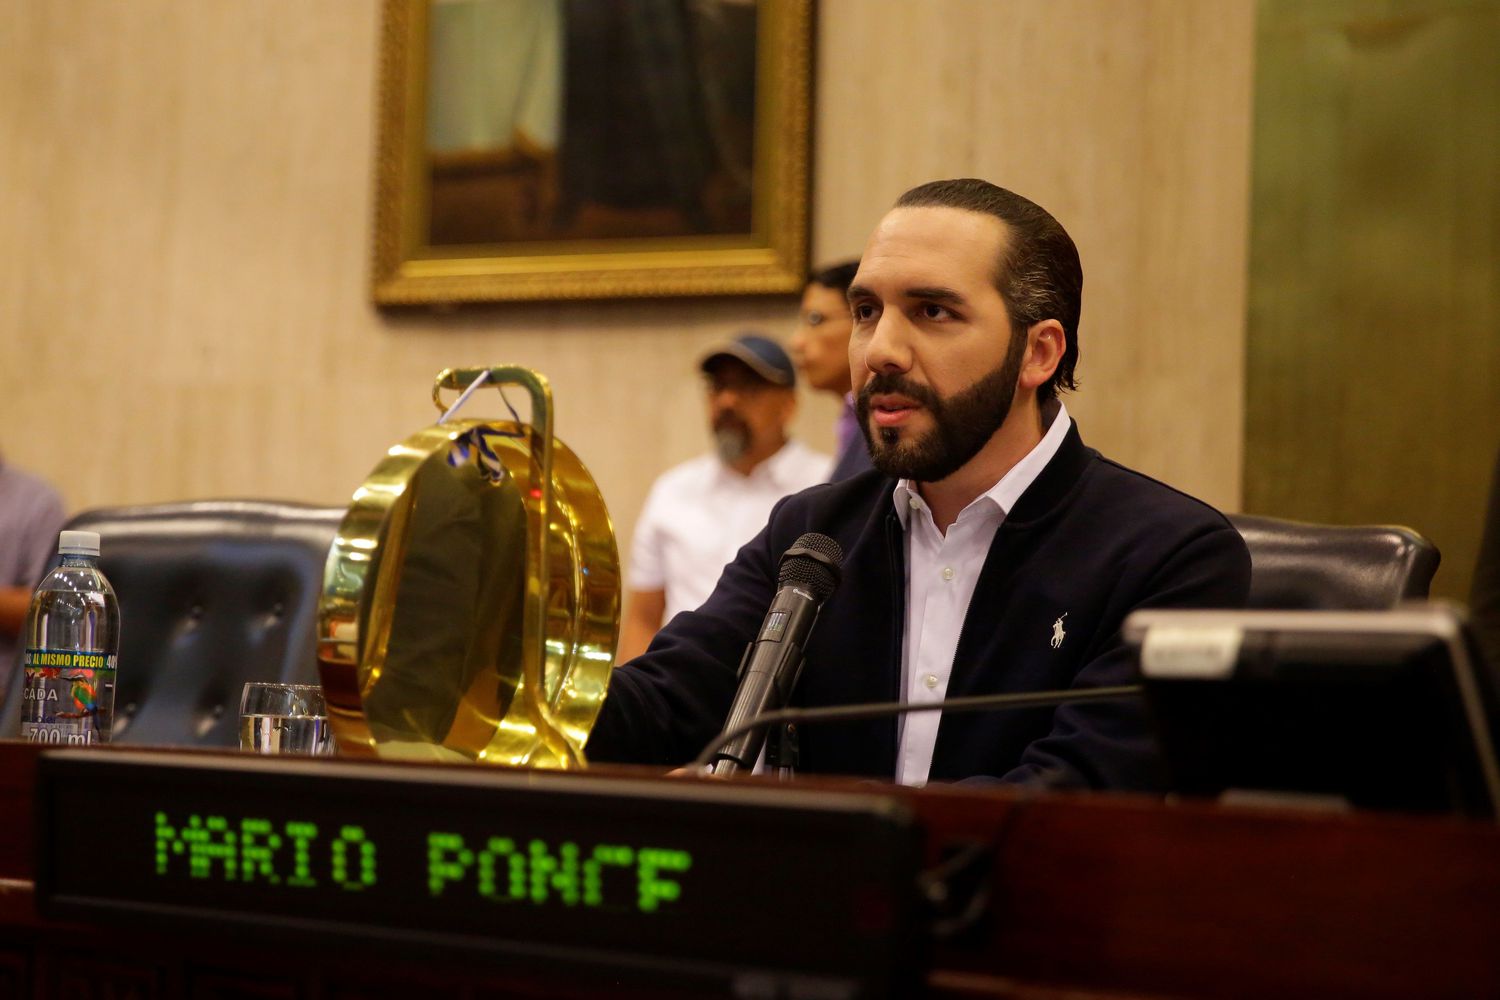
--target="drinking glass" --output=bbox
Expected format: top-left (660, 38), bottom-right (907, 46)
top-left (239, 682), bottom-right (332, 755)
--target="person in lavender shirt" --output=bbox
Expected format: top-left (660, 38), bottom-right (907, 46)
top-left (788, 261), bottom-right (875, 482)
top-left (0, 452), bottom-right (67, 694)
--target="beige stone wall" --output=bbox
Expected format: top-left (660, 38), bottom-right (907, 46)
top-left (0, 1), bottom-right (1254, 567)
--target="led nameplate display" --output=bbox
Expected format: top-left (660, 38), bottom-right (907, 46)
top-left (150, 811), bottom-right (690, 912)
top-left (36, 752), bottom-right (919, 989)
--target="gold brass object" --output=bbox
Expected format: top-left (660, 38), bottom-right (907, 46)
top-left (370, 0), bottom-right (812, 304)
top-left (318, 367), bottom-right (619, 767)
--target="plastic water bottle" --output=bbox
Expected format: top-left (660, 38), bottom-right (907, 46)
top-left (20, 530), bottom-right (121, 745)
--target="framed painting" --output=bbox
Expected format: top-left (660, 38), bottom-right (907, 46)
top-left (371, 0), bottom-right (813, 305)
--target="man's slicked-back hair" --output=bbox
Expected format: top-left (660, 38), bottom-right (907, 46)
top-left (808, 259), bottom-right (860, 295)
top-left (894, 179), bottom-right (1082, 401)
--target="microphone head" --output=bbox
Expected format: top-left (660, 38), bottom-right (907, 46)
top-left (778, 532), bottom-right (843, 604)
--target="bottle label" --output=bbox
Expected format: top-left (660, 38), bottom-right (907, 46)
top-left (20, 647), bottom-right (117, 745)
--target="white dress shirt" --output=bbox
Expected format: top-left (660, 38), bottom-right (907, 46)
top-left (892, 402), bottom-right (1072, 786)
top-left (629, 440), bottom-right (832, 622)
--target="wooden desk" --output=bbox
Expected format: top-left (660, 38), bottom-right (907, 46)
top-left (2, 741), bottom-right (1497, 999)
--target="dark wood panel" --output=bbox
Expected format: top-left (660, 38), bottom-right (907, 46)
top-left (39, 953), bottom-right (166, 1000)
top-left (0, 950), bottom-right (28, 1000)
top-left (3, 742), bottom-right (1500, 998)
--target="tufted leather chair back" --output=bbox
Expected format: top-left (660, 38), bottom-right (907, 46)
top-left (1, 500), bottom-right (344, 746)
top-left (1228, 513), bottom-right (1440, 610)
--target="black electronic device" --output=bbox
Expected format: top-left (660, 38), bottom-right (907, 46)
top-left (1125, 605), bottom-right (1500, 819)
top-left (35, 751), bottom-right (922, 997)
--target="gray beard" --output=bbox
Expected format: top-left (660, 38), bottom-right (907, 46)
top-left (714, 425), bottom-right (750, 465)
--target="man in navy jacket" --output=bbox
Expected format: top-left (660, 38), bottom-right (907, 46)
top-left (588, 179), bottom-right (1251, 789)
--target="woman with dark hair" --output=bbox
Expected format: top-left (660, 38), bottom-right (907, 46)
top-left (788, 261), bottom-right (873, 481)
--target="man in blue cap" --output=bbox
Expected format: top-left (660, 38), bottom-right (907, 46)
top-left (617, 333), bottom-right (831, 661)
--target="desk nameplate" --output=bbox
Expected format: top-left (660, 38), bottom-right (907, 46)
top-left (35, 751), bottom-right (921, 998)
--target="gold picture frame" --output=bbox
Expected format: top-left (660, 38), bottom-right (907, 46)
top-left (372, 0), bottom-right (813, 305)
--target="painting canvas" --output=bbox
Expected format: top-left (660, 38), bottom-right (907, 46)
top-left (372, 0), bottom-right (812, 304)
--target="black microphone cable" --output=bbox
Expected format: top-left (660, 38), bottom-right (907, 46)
top-left (690, 684), bottom-right (1145, 774)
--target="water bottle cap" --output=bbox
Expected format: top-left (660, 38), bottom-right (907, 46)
top-left (58, 530), bottom-right (100, 557)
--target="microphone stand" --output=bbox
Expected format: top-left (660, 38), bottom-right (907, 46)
top-left (690, 684), bottom-right (1146, 775)
top-left (764, 720), bottom-right (799, 779)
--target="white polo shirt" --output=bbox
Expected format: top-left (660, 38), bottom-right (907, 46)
top-left (892, 402), bottom-right (1072, 787)
top-left (629, 440), bottom-right (832, 622)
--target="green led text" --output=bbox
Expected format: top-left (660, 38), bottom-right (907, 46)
top-left (427, 833), bottom-right (691, 913)
top-left (151, 813), bottom-right (691, 913)
top-left (155, 813), bottom-right (365, 891)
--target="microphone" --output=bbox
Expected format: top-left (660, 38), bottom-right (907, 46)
top-left (691, 685), bottom-right (1145, 774)
top-left (710, 532), bottom-right (843, 776)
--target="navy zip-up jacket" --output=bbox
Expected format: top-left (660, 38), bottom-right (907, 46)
top-left (587, 423), bottom-right (1251, 789)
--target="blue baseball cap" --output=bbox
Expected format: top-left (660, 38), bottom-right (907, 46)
top-left (699, 333), bottom-right (797, 388)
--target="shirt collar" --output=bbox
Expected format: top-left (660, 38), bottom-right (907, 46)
top-left (892, 400), bottom-right (1071, 530)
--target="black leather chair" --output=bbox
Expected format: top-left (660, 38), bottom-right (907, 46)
top-left (1228, 512), bottom-right (1440, 610)
top-left (0, 500), bottom-right (344, 746)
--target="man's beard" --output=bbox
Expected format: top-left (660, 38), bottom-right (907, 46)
top-left (713, 412), bottom-right (751, 465)
top-left (855, 332), bottom-right (1027, 483)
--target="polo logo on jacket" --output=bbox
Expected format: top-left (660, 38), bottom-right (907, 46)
top-left (1050, 613), bottom-right (1068, 649)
